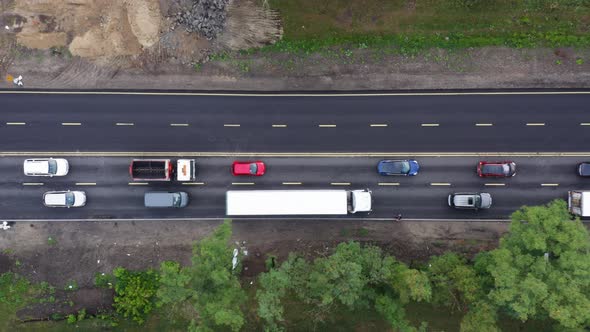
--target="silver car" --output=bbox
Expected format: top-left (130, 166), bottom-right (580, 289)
top-left (43, 191), bottom-right (86, 208)
top-left (24, 158), bottom-right (69, 177)
top-left (448, 192), bottom-right (492, 210)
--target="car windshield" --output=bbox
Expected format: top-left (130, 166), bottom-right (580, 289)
top-left (65, 192), bottom-right (75, 206)
top-left (172, 193), bottom-right (181, 207)
top-left (249, 163), bottom-right (258, 174)
top-left (47, 160), bottom-right (58, 175)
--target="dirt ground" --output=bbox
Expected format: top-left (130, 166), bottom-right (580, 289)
top-left (0, 218), bottom-right (505, 319)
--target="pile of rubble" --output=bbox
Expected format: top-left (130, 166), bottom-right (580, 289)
top-left (173, 0), bottom-right (230, 40)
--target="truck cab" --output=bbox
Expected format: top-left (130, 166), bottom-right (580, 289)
top-left (348, 189), bottom-right (372, 213)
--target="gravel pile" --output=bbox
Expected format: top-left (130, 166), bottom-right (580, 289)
top-left (173, 0), bottom-right (230, 40)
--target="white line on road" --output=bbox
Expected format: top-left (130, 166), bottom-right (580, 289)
top-left (378, 182), bottom-right (400, 186)
top-left (22, 182), bottom-right (44, 186)
top-left (76, 182), bottom-right (97, 186)
top-left (485, 183), bottom-right (506, 186)
top-left (128, 182), bottom-right (148, 185)
top-left (370, 124), bottom-right (388, 127)
top-left (116, 123), bottom-right (134, 126)
top-left (421, 123), bottom-right (440, 127)
top-left (6, 122), bottom-right (26, 125)
top-left (319, 124), bottom-right (337, 128)
top-left (475, 123), bottom-right (493, 126)
top-left (526, 123), bottom-right (546, 126)
top-left (232, 182), bottom-right (255, 185)
top-left (62, 122), bottom-right (81, 126)
top-left (224, 124), bottom-right (241, 127)
top-left (182, 182), bottom-right (205, 185)
top-left (282, 182), bottom-right (302, 185)
top-left (430, 182), bottom-right (451, 186)
top-left (581, 123), bottom-right (590, 126)
top-left (272, 124), bottom-right (287, 128)
top-left (170, 123), bottom-right (189, 127)
top-left (331, 182), bottom-right (351, 186)
top-left (541, 183), bottom-right (559, 186)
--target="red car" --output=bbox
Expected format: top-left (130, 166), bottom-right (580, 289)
top-left (232, 161), bottom-right (266, 176)
top-left (477, 161), bottom-right (516, 177)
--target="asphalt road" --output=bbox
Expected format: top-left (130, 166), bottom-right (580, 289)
top-left (1, 92), bottom-right (590, 152)
top-left (1, 156), bottom-right (587, 220)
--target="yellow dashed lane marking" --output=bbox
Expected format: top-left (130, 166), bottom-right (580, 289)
top-left (421, 123), bottom-right (440, 127)
top-left (370, 124), bottom-right (388, 127)
top-left (282, 182), bottom-right (302, 185)
top-left (170, 123), bottom-right (189, 127)
top-left (526, 123), bottom-right (546, 126)
top-left (6, 122), bottom-right (26, 125)
top-left (182, 182), bottom-right (205, 185)
top-left (475, 123), bottom-right (493, 126)
top-left (128, 182), bottom-right (148, 185)
top-left (430, 183), bottom-right (451, 186)
top-left (331, 182), bottom-right (351, 186)
top-left (319, 124), bottom-right (337, 128)
top-left (378, 182), bottom-right (400, 186)
top-left (224, 124), bottom-right (241, 127)
top-left (22, 182), bottom-right (44, 186)
top-left (272, 124), bottom-right (287, 128)
top-left (581, 123), bottom-right (590, 126)
top-left (75, 182), bottom-right (96, 186)
top-left (232, 182), bottom-right (255, 185)
top-left (62, 122), bottom-right (81, 126)
top-left (485, 183), bottom-right (506, 186)
top-left (541, 183), bottom-right (559, 187)
top-left (116, 123), bottom-right (134, 126)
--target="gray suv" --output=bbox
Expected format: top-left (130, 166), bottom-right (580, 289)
top-left (144, 192), bottom-right (189, 208)
top-left (448, 192), bottom-right (492, 210)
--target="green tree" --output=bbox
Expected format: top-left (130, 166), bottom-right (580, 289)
top-left (426, 252), bottom-right (483, 311)
top-left (112, 267), bottom-right (159, 324)
top-left (476, 200), bottom-right (590, 329)
top-left (155, 219), bottom-right (246, 332)
top-left (460, 302), bottom-right (499, 332)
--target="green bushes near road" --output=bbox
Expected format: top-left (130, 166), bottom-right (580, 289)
top-left (112, 267), bottom-right (159, 325)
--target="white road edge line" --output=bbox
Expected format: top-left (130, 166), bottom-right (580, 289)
top-left (22, 182), bottom-right (44, 186)
top-left (6, 122), bottom-right (26, 125)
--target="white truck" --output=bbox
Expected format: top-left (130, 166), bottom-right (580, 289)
top-left (567, 190), bottom-right (590, 217)
top-left (226, 189), bottom-right (372, 216)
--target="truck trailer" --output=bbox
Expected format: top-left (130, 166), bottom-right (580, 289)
top-left (226, 189), bottom-right (372, 216)
top-left (568, 190), bottom-right (590, 217)
top-left (129, 159), bottom-right (196, 181)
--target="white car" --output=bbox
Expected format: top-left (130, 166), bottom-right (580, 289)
top-left (43, 191), bottom-right (86, 208)
top-left (23, 158), bottom-right (69, 177)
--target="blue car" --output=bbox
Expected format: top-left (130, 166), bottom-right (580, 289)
top-left (377, 160), bottom-right (420, 176)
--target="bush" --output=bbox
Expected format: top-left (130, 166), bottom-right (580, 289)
top-left (67, 314), bottom-right (77, 324)
top-left (113, 267), bottom-right (159, 325)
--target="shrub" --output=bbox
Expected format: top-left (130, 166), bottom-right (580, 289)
top-left (113, 267), bottom-right (159, 325)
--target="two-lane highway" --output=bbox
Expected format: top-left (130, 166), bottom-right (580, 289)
top-left (1, 92), bottom-right (590, 152)
top-left (0, 156), bottom-right (586, 220)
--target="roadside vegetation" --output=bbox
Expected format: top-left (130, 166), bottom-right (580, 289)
top-left (259, 0), bottom-right (590, 54)
top-left (2, 201), bottom-right (589, 331)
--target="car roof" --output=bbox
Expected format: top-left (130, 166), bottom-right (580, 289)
top-left (44, 192), bottom-right (66, 205)
top-left (234, 162), bottom-right (253, 172)
top-left (25, 160), bottom-right (50, 174)
top-left (581, 163), bottom-right (590, 176)
top-left (481, 164), bottom-right (507, 174)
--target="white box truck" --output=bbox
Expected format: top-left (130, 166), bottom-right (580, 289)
top-left (568, 190), bottom-right (590, 217)
top-left (226, 189), bottom-right (372, 216)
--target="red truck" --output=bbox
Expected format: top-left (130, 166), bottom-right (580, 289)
top-left (129, 159), bottom-right (196, 181)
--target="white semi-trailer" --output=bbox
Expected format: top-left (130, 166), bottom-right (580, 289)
top-left (568, 190), bottom-right (590, 217)
top-left (226, 189), bottom-right (372, 216)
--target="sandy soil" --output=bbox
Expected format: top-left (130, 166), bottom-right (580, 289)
top-left (0, 218), bottom-right (505, 319)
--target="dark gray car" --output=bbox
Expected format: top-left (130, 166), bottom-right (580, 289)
top-left (144, 192), bottom-right (189, 208)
